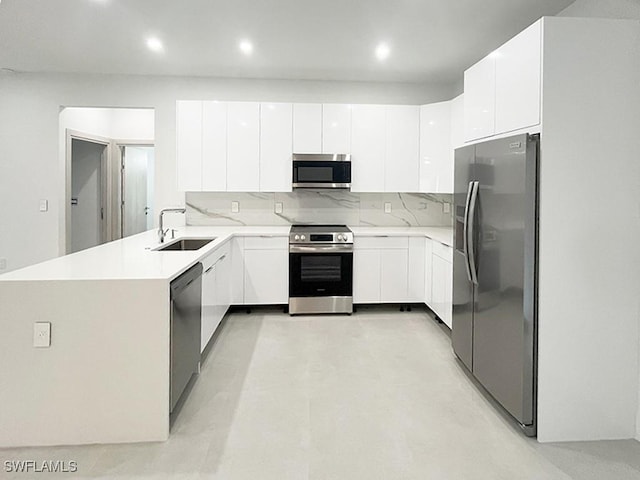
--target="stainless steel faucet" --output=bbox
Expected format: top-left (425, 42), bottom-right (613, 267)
top-left (158, 208), bottom-right (186, 243)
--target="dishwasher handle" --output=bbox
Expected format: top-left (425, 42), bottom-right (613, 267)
top-left (170, 263), bottom-right (203, 299)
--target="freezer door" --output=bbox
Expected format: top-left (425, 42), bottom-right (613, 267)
top-left (471, 134), bottom-right (537, 426)
top-left (451, 145), bottom-right (475, 370)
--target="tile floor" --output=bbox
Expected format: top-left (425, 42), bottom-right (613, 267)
top-left (2, 306), bottom-right (640, 479)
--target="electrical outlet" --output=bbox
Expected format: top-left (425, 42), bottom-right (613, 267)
top-left (33, 322), bottom-right (51, 348)
top-left (443, 202), bottom-right (451, 214)
top-left (384, 202), bottom-right (392, 214)
top-left (39, 199), bottom-right (48, 212)
top-left (231, 201), bottom-right (239, 213)
top-left (275, 202), bottom-right (283, 214)
top-left (0, 258), bottom-right (6, 270)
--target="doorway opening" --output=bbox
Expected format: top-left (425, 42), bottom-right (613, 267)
top-left (61, 107), bottom-right (155, 255)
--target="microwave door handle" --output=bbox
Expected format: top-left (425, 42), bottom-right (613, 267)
top-left (467, 181), bottom-right (480, 285)
top-left (463, 181), bottom-right (474, 282)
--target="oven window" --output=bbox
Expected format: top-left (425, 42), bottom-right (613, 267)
top-left (297, 166), bottom-right (334, 182)
top-left (301, 256), bottom-right (341, 282)
top-left (289, 252), bottom-right (353, 297)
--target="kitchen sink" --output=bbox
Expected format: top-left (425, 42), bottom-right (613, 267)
top-left (156, 238), bottom-right (216, 251)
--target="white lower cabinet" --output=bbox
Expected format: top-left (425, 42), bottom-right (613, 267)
top-left (242, 237), bottom-right (288, 304)
top-left (353, 236), bottom-right (409, 303)
top-left (428, 241), bottom-right (453, 328)
top-left (201, 242), bottom-right (231, 352)
top-left (353, 249), bottom-right (381, 303)
top-left (381, 249), bottom-right (408, 302)
top-left (423, 238), bottom-right (433, 304)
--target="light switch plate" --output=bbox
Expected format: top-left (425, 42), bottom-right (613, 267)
top-left (39, 199), bottom-right (48, 212)
top-left (443, 202), bottom-right (451, 214)
top-left (275, 202), bottom-right (283, 214)
top-left (384, 202), bottom-right (392, 214)
top-left (231, 201), bottom-right (239, 213)
top-left (33, 322), bottom-right (51, 348)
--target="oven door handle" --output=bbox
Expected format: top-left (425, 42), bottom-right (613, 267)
top-left (289, 245), bottom-right (354, 254)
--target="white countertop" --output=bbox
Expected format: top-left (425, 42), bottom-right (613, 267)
top-left (0, 225), bottom-right (452, 282)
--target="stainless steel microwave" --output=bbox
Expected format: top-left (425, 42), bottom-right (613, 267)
top-left (292, 153), bottom-right (351, 189)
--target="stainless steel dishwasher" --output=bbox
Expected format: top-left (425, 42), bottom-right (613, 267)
top-left (170, 262), bottom-right (203, 413)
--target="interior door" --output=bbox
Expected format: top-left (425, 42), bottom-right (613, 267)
top-left (471, 134), bottom-right (536, 425)
top-left (70, 138), bottom-right (108, 253)
top-left (451, 145), bottom-right (475, 370)
top-left (122, 146), bottom-right (153, 237)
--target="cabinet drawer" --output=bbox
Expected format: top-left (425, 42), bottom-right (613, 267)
top-left (201, 242), bottom-right (230, 271)
top-left (243, 236), bottom-right (288, 250)
top-left (432, 240), bottom-right (453, 262)
top-left (354, 236), bottom-right (408, 250)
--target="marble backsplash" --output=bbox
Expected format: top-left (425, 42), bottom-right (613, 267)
top-left (186, 191), bottom-right (453, 227)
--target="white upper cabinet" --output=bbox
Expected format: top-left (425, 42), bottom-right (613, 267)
top-left (202, 101), bottom-right (227, 191)
top-left (293, 103), bottom-right (322, 153)
top-left (419, 101), bottom-right (452, 194)
top-left (176, 101), bottom-right (203, 191)
top-left (226, 102), bottom-right (260, 192)
top-left (385, 105), bottom-right (420, 192)
top-left (494, 20), bottom-right (542, 135)
top-left (350, 104), bottom-right (386, 192)
top-left (322, 104), bottom-right (352, 153)
top-left (464, 56), bottom-right (496, 142)
top-left (260, 102), bottom-right (293, 192)
top-left (450, 94), bottom-right (464, 150)
top-left (463, 19), bottom-right (543, 142)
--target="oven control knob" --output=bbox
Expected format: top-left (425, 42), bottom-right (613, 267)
top-left (294, 235), bottom-right (300, 241)
top-left (301, 235), bottom-right (306, 241)
top-left (337, 234), bottom-right (344, 241)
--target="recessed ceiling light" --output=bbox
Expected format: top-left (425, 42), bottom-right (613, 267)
top-left (146, 37), bottom-right (164, 53)
top-left (375, 43), bottom-right (391, 61)
top-left (239, 40), bottom-right (253, 56)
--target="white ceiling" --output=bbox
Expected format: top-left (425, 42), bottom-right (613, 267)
top-left (0, 0), bottom-right (575, 84)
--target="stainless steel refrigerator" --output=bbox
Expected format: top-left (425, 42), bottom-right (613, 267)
top-left (452, 133), bottom-right (538, 436)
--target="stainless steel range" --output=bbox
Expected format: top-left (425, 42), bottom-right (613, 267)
top-left (288, 225), bottom-right (354, 315)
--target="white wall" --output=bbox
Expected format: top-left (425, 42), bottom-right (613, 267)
top-left (0, 72), bottom-right (453, 273)
top-left (557, 0), bottom-right (640, 443)
top-left (558, 0), bottom-right (640, 19)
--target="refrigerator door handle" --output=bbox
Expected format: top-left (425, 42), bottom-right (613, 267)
top-left (463, 181), bottom-right (474, 282)
top-left (467, 181), bottom-right (480, 285)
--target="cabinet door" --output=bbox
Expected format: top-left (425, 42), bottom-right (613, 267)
top-left (214, 247), bottom-right (231, 322)
top-left (464, 56), bottom-right (496, 142)
top-left (431, 254), bottom-right (447, 320)
top-left (260, 102), bottom-right (293, 192)
top-left (419, 102), bottom-right (452, 194)
top-left (227, 102), bottom-right (260, 192)
top-left (424, 238), bottom-right (433, 305)
top-left (442, 258), bottom-right (453, 328)
top-left (380, 249), bottom-right (409, 302)
top-left (176, 101), bottom-right (202, 191)
top-left (322, 104), bottom-right (352, 154)
top-left (494, 20), bottom-right (542, 135)
top-left (450, 94), bottom-right (464, 150)
top-left (407, 237), bottom-right (425, 302)
top-left (201, 261), bottom-right (217, 352)
top-left (351, 104), bottom-right (386, 192)
top-left (230, 237), bottom-right (245, 305)
top-left (385, 105), bottom-right (420, 192)
top-left (353, 249), bottom-right (381, 303)
top-left (202, 101), bottom-right (227, 191)
top-left (293, 103), bottom-right (322, 153)
top-left (244, 249), bottom-right (289, 304)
